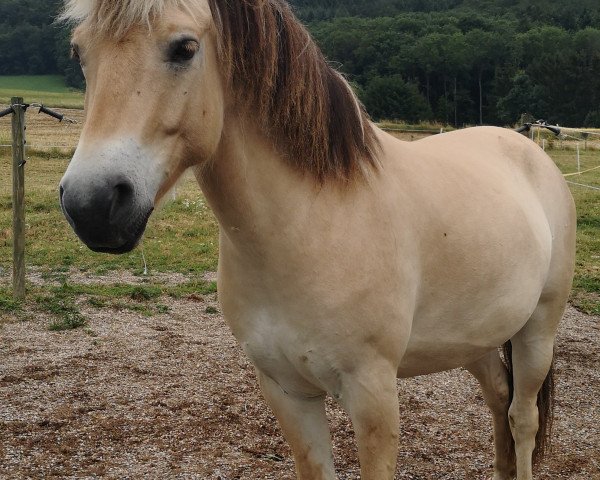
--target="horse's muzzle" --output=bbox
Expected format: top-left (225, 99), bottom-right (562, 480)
top-left (59, 174), bottom-right (153, 254)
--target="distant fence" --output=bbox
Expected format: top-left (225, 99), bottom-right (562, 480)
top-left (378, 125), bottom-right (445, 136)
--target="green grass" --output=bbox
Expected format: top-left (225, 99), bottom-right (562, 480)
top-left (0, 75), bottom-right (84, 109)
top-left (0, 286), bottom-right (22, 314)
top-left (0, 155), bottom-right (219, 276)
top-left (0, 150), bottom-right (218, 328)
top-left (550, 149), bottom-right (600, 314)
top-left (32, 282), bottom-right (86, 331)
top-left (0, 278), bottom-right (217, 329)
top-left (0, 145), bottom-right (599, 327)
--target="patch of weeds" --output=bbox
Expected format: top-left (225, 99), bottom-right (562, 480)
top-left (205, 306), bottom-right (219, 315)
top-left (36, 283), bottom-right (86, 331)
top-left (570, 292), bottom-right (600, 316)
top-left (48, 312), bottom-right (86, 331)
top-left (61, 254), bottom-right (76, 268)
top-left (30, 202), bottom-right (55, 213)
top-left (62, 283), bottom-right (158, 299)
top-left (0, 290), bottom-right (22, 313)
top-left (132, 269), bottom-right (151, 278)
top-left (130, 285), bottom-right (162, 301)
top-left (166, 280), bottom-right (217, 298)
top-left (156, 304), bottom-right (171, 314)
top-left (40, 270), bottom-right (68, 283)
top-left (88, 297), bottom-right (106, 308)
top-left (578, 215), bottom-right (600, 229)
top-left (94, 266), bottom-right (111, 275)
top-left (109, 301), bottom-right (155, 317)
top-left (28, 148), bottom-right (75, 160)
top-left (573, 275), bottom-right (600, 294)
top-left (83, 327), bottom-right (98, 337)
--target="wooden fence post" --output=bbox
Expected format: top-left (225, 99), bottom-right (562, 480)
top-left (11, 97), bottom-right (26, 300)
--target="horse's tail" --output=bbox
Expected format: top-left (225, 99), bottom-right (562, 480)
top-left (502, 341), bottom-right (516, 466)
top-left (502, 340), bottom-right (555, 465)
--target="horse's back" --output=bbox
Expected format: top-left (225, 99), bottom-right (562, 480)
top-left (411, 126), bottom-right (572, 206)
top-left (410, 126), bottom-right (576, 277)
top-left (386, 126), bottom-right (574, 250)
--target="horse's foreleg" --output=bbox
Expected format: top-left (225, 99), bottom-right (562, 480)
top-left (338, 364), bottom-right (399, 480)
top-left (258, 372), bottom-right (336, 480)
top-left (466, 350), bottom-right (516, 480)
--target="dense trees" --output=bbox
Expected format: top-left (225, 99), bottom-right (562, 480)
top-left (1, 0), bottom-right (599, 125)
top-left (307, 5), bottom-right (600, 125)
top-left (0, 1), bottom-right (82, 84)
top-left (0, 0), bottom-right (61, 75)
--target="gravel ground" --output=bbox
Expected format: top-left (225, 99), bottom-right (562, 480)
top-left (0, 295), bottom-right (598, 479)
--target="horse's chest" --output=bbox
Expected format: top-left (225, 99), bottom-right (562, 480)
top-left (224, 305), bottom-right (336, 396)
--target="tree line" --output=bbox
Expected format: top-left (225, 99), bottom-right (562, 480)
top-left (310, 14), bottom-right (600, 126)
top-left (0, 1), bottom-right (82, 88)
top-left (1, 0), bottom-right (600, 126)
top-left (301, 0), bottom-right (600, 126)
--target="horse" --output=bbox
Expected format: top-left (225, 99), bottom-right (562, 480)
top-left (58, 1), bottom-right (576, 479)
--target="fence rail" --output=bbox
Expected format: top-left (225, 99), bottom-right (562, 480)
top-left (0, 144), bottom-right (76, 149)
top-left (378, 126), bottom-right (444, 134)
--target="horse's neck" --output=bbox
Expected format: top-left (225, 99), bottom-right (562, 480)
top-left (196, 118), bottom-right (316, 247)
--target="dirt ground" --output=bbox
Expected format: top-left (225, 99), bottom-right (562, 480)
top-left (1, 105), bottom-right (598, 478)
top-left (1, 278), bottom-right (598, 480)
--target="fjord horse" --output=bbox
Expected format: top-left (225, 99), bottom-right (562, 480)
top-left (59, 1), bottom-right (576, 478)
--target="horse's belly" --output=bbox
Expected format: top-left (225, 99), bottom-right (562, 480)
top-left (394, 182), bottom-right (554, 377)
top-left (397, 341), bottom-right (501, 378)
top-left (397, 295), bottom-right (540, 377)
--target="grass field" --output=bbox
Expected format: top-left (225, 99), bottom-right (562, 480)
top-left (0, 145), bottom-right (599, 328)
top-left (0, 84), bottom-right (598, 326)
top-left (552, 150), bottom-right (600, 314)
top-left (0, 152), bottom-right (219, 328)
top-left (0, 75), bottom-right (84, 109)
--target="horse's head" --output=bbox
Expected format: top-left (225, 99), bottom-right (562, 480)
top-left (60, 0), bottom-right (379, 253)
top-left (59, 1), bottom-right (223, 253)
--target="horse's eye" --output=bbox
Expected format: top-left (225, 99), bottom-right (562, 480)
top-left (168, 39), bottom-right (200, 64)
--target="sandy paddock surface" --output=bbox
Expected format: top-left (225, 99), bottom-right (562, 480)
top-left (1, 106), bottom-right (598, 478)
top-left (0, 289), bottom-right (599, 480)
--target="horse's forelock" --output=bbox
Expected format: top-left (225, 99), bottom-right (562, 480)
top-left (60, 0), bottom-right (182, 36)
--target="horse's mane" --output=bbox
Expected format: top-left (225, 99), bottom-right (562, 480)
top-left (61, 0), bottom-right (380, 181)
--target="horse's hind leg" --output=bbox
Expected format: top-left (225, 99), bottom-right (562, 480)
top-left (258, 372), bottom-right (336, 480)
top-left (466, 350), bottom-right (516, 480)
top-left (508, 299), bottom-right (564, 480)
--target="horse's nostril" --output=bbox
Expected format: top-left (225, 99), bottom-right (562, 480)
top-left (114, 181), bottom-right (134, 200)
top-left (109, 180), bottom-right (135, 221)
top-left (59, 185), bottom-right (65, 202)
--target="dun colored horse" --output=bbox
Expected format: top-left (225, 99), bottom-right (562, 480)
top-left (59, 1), bottom-right (576, 479)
